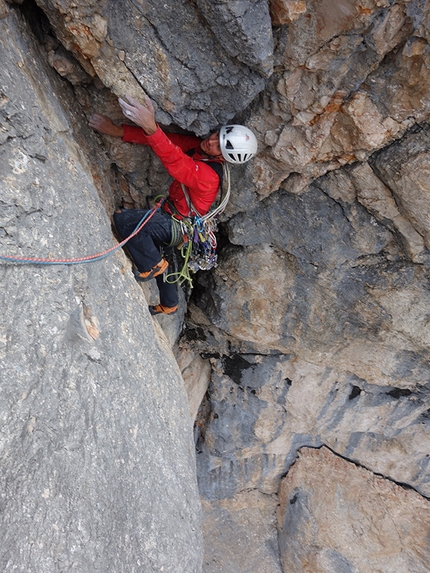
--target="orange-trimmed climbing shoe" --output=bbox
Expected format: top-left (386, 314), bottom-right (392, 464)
top-left (133, 258), bottom-right (169, 282)
top-left (149, 304), bottom-right (178, 316)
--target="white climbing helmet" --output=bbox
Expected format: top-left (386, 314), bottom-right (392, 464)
top-left (219, 125), bottom-right (258, 164)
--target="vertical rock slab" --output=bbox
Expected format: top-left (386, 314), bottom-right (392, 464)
top-left (0, 8), bottom-right (202, 572)
top-left (372, 124), bottom-right (430, 252)
top-left (202, 491), bottom-right (282, 573)
top-left (278, 447), bottom-right (430, 573)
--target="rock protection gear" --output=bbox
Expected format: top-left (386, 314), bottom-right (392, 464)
top-left (219, 125), bottom-right (258, 164)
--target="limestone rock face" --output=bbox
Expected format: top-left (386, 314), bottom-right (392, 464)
top-left (195, 346), bottom-right (430, 500)
top-left (193, 145), bottom-right (430, 507)
top-left (202, 491), bottom-right (282, 573)
top-left (251, 0), bottom-right (430, 195)
top-left (3, 0), bottom-right (430, 572)
top-left (32, 0), bottom-right (272, 134)
top-left (176, 346), bottom-right (211, 422)
top-left (373, 125), bottom-right (430, 253)
top-left (0, 9), bottom-right (202, 573)
top-left (278, 447), bottom-right (430, 573)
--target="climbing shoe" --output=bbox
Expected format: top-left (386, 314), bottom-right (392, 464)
top-left (149, 304), bottom-right (178, 316)
top-left (133, 258), bottom-right (168, 282)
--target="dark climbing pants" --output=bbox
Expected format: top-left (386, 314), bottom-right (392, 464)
top-left (113, 208), bottom-right (178, 308)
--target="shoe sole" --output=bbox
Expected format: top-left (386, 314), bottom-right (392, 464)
top-left (134, 259), bottom-right (169, 282)
top-left (149, 305), bottom-right (178, 315)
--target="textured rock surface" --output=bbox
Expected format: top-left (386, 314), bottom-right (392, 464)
top-left (202, 490), bottom-right (282, 573)
top-left (372, 125), bottom-right (430, 253)
top-left (176, 346), bottom-right (212, 422)
top-left (193, 166), bottom-right (430, 500)
top-left (251, 0), bottom-right (430, 195)
top-left (0, 8), bottom-right (202, 572)
top-left (3, 0), bottom-right (430, 571)
top-left (194, 344), bottom-right (430, 499)
top-left (278, 447), bottom-right (430, 573)
top-left (32, 0), bottom-right (271, 134)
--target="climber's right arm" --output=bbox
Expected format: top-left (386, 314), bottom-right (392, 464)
top-left (89, 114), bottom-right (124, 138)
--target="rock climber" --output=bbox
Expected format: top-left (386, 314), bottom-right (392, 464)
top-left (89, 95), bottom-right (258, 315)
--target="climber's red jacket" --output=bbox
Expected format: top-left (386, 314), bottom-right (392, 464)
top-left (122, 124), bottom-right (221, 218)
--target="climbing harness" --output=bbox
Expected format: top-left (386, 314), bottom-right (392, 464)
top-left (0, 199), bottom-right (164, 266)
top-left (165, 162), bottom-right (231, 287)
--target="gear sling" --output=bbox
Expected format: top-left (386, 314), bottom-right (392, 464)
top-left (164, 154), bottom-right (231, 287)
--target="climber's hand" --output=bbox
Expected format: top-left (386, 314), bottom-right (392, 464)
top-left (118, 95), bottom-right (157, 136)
top-left (89, 114), bottom-right (124, 137)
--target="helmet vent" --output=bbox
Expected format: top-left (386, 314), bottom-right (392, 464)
top-left (220, 124), bottom-right (258, 164)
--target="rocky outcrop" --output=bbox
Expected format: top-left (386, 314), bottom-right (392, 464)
top-left (28, 0), bottom-right (272, 134)
top-left (252, 0), bottom-right (430, 196)
top-left (0, 7), bottom-right (202, 572)
top-left (202, 490), bottom-right (282, 573)
top-left (278, 447), bottom-right (430, 573)
top-left (2, 0), bottom-right (430, 571)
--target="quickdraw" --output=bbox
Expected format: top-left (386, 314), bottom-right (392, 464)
top-left (165, 163), bottom-right (230, 287)
top-left (164, 217), bottom-right (217, 287)
top-left (188, 217), bottom-right (218, 272)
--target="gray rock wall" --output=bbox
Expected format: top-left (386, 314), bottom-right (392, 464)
top-left (278, 447), bottom-right (430, 573)
top-left (0, 7), bottom-right (202, 572)
top-left (31, 0), bottom-right (271, 134)
top-left (3, 0), bottom-right (430, 571)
